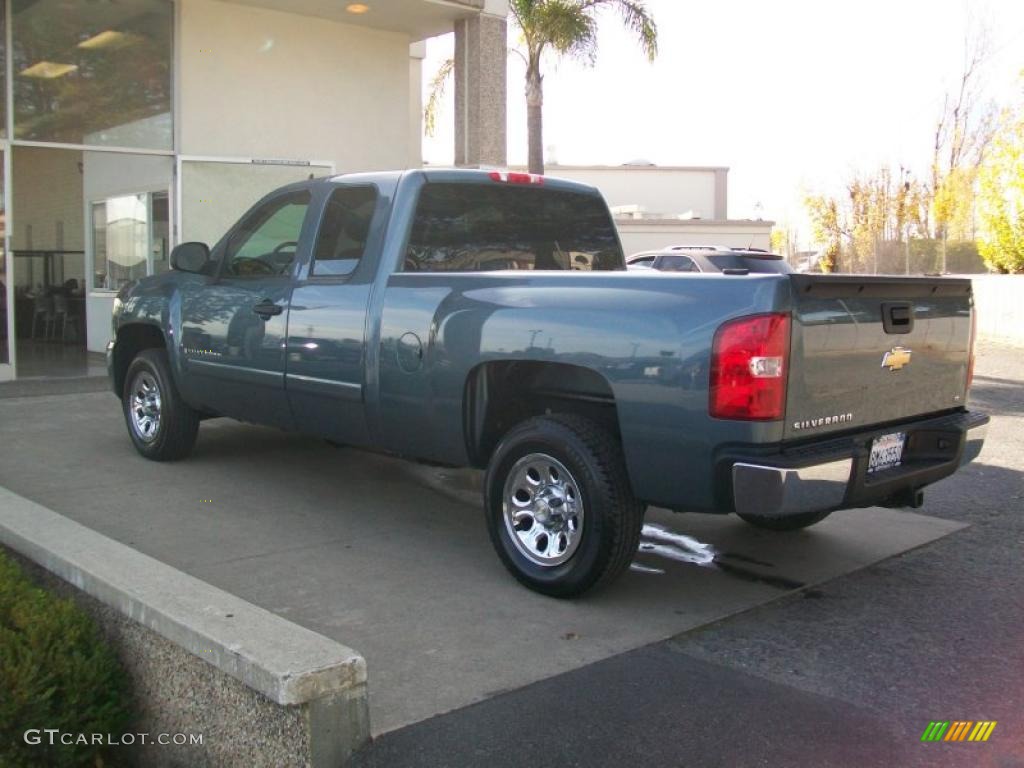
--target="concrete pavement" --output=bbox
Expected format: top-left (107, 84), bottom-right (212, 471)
top-left (351, 340), bottom-right (1024, 767)
top-left (0, 363), bottom-right (978, 738)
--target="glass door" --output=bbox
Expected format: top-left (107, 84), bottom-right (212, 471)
top-left (0, 145), bottom-right (10, 381)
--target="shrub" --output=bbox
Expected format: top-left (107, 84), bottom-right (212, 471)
top-left (0, 552), bottom-right (131, 767)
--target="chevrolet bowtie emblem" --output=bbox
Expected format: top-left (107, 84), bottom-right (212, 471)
top-left (882, 346), bottom-right (912, 371)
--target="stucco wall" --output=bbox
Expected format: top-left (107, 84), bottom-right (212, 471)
top-left (541, 167), bottom-right (721, 219)
top-left (966, 274), bottom-right (1024, 346)
top-left (179, 0), bottom-right (414, 172)
top-left (617, 221), bottom-right (772, 256)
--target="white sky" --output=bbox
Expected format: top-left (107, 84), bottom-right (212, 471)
top-left (422, 0), bottom-right (1024, 232)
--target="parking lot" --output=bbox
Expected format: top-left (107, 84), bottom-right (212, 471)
top-left (1, 340), bottom-right (1021, 766)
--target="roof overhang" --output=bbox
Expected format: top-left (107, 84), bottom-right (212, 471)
top-left (221, 0), bottom-right (486, 41)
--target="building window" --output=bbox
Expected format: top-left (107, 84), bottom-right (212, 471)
top-left (0, 1), bottom-right (7, 140)
top-left (92, 190), bottom-right (169, 291)
top-left (180, 161), bottom-right (330, 250)
top-left (12, 0), bottom-right (173, 149)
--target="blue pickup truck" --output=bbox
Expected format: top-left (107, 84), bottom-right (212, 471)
top-left (108, 169), bottom-right (988, 596)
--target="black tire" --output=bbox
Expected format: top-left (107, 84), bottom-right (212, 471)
top-left (737, 509), bottom-right (832, 531)
top-left (122, 348), bottom-right (199, 461)
top-left (484, 414), bottom-right (644, 597)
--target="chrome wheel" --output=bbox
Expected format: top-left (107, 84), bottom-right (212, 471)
top-left (129, 371), bottom-right (162, 443)
top-left (502, 453), bottom-right (584, 567)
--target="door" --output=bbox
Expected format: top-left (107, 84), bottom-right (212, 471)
top-left (286, 184), bottom-right (381, 445)
top-left (180, 189), bottom-right (312, 428)
top-left (0, 146), bottom-right (10, 381)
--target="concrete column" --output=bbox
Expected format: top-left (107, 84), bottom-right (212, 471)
top-left (454, 13), bottom-right (507, 168)
top-left (409, 42), bottom-right (427, 169)
top-left (713, 168), bottom-right (729, 220)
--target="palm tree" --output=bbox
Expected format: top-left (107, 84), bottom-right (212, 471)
top-left (426, 0), bottom-right (658, 175)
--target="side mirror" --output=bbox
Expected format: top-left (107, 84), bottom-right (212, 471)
top-left (171, 242), bottom-right (211, 274)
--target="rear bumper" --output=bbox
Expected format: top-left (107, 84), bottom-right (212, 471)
top-left (729, 410), bottom-right (989, 518)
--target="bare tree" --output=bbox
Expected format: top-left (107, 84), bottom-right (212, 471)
top-left (930, 25), bottom-right (998, 269)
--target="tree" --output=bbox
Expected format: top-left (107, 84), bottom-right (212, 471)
top-left (977, 77), bottom-right (1024, 273)
top-left (928, 28), bottom-right (996, 268)
top-left (513, 0), bottom-right (657, 174)
top-left (426, 1), bottom-right (658, 174)
top-left (804, 194), bottom-right (844, 273)
top-left (804, 167), bottom-right (927, 273)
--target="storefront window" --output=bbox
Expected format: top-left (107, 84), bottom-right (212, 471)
top-left (0, 149), bottom-right (7, 366)
top-left (181, 161), bottom-right (330, 247)
top-left (0, 0), bottom-right (7, 139)
top-left (12, 0), bottom-right (172, 149)
top-left (151, 191), bottom-right (169, 275)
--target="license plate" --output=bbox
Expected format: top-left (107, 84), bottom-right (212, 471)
top-left (868, 432), bottom-right (906, 473)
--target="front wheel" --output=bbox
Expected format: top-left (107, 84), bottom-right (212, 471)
top-left (484, 415), bottom-right (644, 597)
top-left (122, 348), bottom-right (199, 461)
top-left (736, 509), bottom-right (832, 531)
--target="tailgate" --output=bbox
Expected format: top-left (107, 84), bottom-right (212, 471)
top-left (784, 275), bottom-right (973, 440)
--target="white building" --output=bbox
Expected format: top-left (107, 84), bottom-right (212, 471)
top-left (1, 0), bottom-right (508, 380)
top-left (536, 164), bottom-right (773, 255)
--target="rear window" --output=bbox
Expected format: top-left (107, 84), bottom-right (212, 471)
top-left (659, 255), bottom-right (699, 272)
top-left (706, 254), bottom-right (793, 274)
top-left (404, 182), bottom-right (624, 273)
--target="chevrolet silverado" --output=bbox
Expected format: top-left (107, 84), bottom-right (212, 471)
top-left (108, 169), bottom-right (988, 596)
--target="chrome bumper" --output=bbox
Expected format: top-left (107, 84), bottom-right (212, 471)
top-left (732, 416), bottom-right (988, 518)
top-left (732, 459), bottom-right (852, 519)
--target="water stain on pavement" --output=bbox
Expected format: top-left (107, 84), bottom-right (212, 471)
top-left (631, 522), bottom-right (805, 591)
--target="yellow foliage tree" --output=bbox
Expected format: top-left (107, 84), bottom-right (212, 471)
top-left (978, 90), bottom-right (1024, 273)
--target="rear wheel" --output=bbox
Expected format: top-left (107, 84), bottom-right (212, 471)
top-left (122, 349), bottom-right (199, 461)
top-left (484, 415), bottom-right (644, 597)
top-left (737, 509), bottom-right (832, 531)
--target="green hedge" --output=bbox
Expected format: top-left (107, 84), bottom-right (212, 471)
top-left (0, 552), bottom-right (131, 767)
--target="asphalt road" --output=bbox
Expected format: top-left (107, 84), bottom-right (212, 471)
top-left (351, 341), bottom-right (1024, 768)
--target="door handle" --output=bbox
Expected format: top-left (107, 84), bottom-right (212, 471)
top-left (253, 299), bottom-right (284, 318)
top-left (882, 302), bottom-right (913, 334)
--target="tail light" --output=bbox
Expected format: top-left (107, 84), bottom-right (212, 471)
top-left (489, 171), bottom-right (545, 185)
top-left (710, 313), bottom-right (791, 420)
top-left (967, 308), bottom-right (977, 390)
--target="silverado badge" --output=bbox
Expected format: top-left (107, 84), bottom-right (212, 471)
top-left (882, 346), bottom-right (912, 372)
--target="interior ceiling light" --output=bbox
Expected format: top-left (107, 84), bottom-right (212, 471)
top-left (346, 3), bottom-right (370, 13)
top-left (20, 61), bottom-right (78, 79)
top-left (78, 30), bottom-right (143, 50)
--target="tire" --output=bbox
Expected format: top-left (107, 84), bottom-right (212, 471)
top-left (122, 348), bottom-right (199, 461)
top-left (736, 509), bottom-right (832, 531)
top-left (484, 414), bottom-right (644, 597)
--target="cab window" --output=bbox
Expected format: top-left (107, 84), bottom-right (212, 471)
top-left (311, 186), bottom-right (378, 277)
top-left (225, 191), bottom-right (311, 277)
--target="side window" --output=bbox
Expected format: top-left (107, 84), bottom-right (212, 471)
top-left (660, 255), bottom-right (698, 272)
top-left (311, 186), bottom-right (378, 277)
top-left (225, 191), bottom-right (311, 277)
